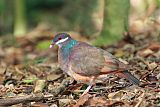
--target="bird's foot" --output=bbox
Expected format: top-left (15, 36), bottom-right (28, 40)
top-left (81, 84), bottom-right (92, 97)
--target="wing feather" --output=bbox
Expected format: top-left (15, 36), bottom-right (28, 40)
top-left (68, 42), bottom-right (127, 76)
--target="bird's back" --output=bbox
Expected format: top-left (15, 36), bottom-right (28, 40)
top-left (68, 42), bottom-right (128, 76)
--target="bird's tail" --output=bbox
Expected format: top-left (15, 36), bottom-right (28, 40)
top-left (121, 70), bottom-right (140, 85)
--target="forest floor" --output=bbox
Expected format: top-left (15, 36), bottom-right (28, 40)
top-left (0, 30), bottom-right (159, 107)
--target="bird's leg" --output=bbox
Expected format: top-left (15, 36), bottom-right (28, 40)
top-left (81, 84), bottom-right (92, 96)
top-left (81, 77), bottom-right (94, 96)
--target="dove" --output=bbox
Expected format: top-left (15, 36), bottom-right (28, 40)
top-left (50, 33), bottom-right (140, 95)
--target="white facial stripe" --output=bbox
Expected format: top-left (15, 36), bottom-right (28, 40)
top-left (55, 37), bottom-right (69, 45)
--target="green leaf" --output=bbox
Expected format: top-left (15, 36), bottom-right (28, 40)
top-left (36, 40), bottom-right (51, 50)
top-left (23, 77), bottom-right (37, 84)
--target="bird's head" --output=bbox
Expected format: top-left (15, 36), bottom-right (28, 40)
top-left (50, 33), bottom-right (72, 48)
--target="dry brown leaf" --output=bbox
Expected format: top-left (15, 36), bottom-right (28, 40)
top-left (148, 62), bottom-right (158, 70)
top-left (59, 99), bottom-right (72, 107)
top-left (148, 43), bottom-right (160, 51)
top-left (84, 96), bottom-right (130, 107)
top-left (74, 94), bottom-right (90, 107)
top-left (46, 73), bottom-right (63, 81)
top-left (5, 47), bottom-right (23, 65)
top-left (108, 90), bottom-right (126, 100)
top-left (137, 49), bottom-right (154, 57)
top-left (65, 83), bottom-right (83, 93)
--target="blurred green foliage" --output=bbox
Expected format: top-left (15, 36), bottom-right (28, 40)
top-left (93, 0), bottom-right (129, 46)
top-left (0, 0), bottom-right (13, 35)
top-left (23, 56), bottom-right (48, 66)
top-left (26, 0), bottom-right (65, 27)
top-left (0, 0), bottom-right (5, 13)
top-left (157, 0), bottom-right (160, 7)
top-left (36, 40), bottom-right (51, 50)
top-left (0, 0), bottom-right (99, 36)
top-left (26, 0), bottom-right (64, 9)
top-left (0, 0), bottom-right (139, 46)
top-left (14, 0), bottom-right (27, 36)
top-left (61, 0), bottom-right (98, 36)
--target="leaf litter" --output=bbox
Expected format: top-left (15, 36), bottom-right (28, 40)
top-left (0, 31), bottom-right (159, 107)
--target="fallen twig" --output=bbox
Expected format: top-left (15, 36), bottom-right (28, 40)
top-left (140, 65), bottom-right (158, 80)
top-left (0, 93), bottom-right (44, 106)
top-left (50, 77), bottom-right (72, 96)
top-left (0, 77), bottom-right (72, 106)
top-left (34, 79), bottom-right (46, 93)
top-left (135, 91), bottom-right (145, 107)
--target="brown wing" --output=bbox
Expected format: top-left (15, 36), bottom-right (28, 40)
top-left (102, 50), bottom-right (127, 73)
top-left (68, 42), bottom-right (126, 76)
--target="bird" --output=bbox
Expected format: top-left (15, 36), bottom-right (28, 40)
top-left (50, 33), bottom-right (140, 96)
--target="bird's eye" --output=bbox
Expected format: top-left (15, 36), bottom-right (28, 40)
top-left (58, 37), bottom-right (62, 40)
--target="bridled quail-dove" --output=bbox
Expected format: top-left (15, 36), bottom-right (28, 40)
top-left (50, 33), bottom-right (140, 96)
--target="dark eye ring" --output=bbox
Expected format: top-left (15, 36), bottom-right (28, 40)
top-left (58, 37), bottom-right (62, 40)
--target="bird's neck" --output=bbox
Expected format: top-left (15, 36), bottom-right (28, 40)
top-left (59, 39), bottom-right (77, 60)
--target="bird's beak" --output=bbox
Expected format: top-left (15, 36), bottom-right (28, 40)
top-left (49, 43), bottom-right (55, 48)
